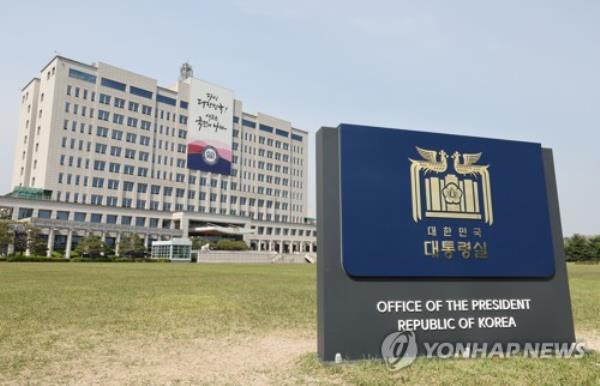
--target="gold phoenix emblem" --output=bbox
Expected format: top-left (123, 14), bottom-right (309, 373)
top-left (409, 147), bottom-right (493, 225)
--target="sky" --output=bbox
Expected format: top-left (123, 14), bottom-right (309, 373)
top-left (0, 0), bottom-right (598, 236)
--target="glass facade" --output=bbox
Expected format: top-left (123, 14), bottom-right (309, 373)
top-left (151, 241), bottom-right (191, 260)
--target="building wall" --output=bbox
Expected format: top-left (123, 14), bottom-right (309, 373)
top-left (11, 56), bottom-right (309, 226)
top-left (12, 78), bottom-right (40, 188)
top-left (0, 196), bottom-right (316, 257)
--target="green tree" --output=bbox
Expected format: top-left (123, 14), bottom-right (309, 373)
top-left (119, 233), bottom-right (146, 258)
top-left (564, 234), bottom-right (592, 261)
top-left (12, 224), bottom-right (28, 255)
top-left (0, 221), bottom-right (13, 256)
top-left (27, 226), bottom-right (48, 256)
top-left (75, 235), bottom-right (109, 259)
top-left (588, 236), bottom-right (600, 260)
top-left (191, 237), bottom-right (214, 250)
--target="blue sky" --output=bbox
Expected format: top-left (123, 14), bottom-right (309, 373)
top-left (0, 1), bottom-right (598, 235)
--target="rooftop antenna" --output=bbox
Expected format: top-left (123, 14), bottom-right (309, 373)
top-left (180, 62), bottom-right (193, 80)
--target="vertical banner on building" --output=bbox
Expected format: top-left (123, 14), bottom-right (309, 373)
top-left (186, 78), bottom-right (234, 175)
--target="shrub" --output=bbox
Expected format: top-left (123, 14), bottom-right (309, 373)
top-left (69, 256), bottom-right (113, 263)
top-left (6, 255), bottom-right (67, 263)
top-left (51, 251), bottom-right (64, 258)
top-left (214, 239), bottom-right (249, 251)
top-left (144, 258), bottom-right (171, 263)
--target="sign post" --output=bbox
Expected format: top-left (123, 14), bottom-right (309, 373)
top-left (317, 124), bottom-right (575, 361)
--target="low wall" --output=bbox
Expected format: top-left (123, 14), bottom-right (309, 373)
top-left (195, 251), bottom-right (316, 264)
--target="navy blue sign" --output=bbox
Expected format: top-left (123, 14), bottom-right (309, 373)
top-left (340, 124), bottom-right (555, 278)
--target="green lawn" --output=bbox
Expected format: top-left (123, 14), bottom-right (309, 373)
top-left (0, 262), bottom-right (598, 385)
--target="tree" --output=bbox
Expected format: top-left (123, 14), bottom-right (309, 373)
top-left (191, 237), bottom-right (214, 250)
top-left (0, 224), bottom-right (48, 257)
top-left (589, 236), bottom-right (600, 260)
top-left (27, 226), bottom-right (47, 256)
top-left (12, 224), bottom-right (28, 255)
top-left (75, 235), bottom-right (109, 259)
top-left (564, 234), bottom-right (592, 261)
top-left (0, 221), bottom-right (13, 256)
top-left (119, 233), bottom-right (146, 258)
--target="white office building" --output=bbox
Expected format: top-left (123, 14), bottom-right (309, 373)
top-left (1, 55), bottom-right (316, 257)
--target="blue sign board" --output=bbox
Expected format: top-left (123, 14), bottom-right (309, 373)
top-left (339, 124), bottom-right (555, 278)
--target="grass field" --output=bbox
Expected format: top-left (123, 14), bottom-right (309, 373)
top-left (0, 262), bottom-right (598, 385)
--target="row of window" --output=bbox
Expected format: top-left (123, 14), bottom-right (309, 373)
top-left (18, 205), bottom-right (314, 235)
top-left (38, 194), bottom-right (298, 223)
top-left (68, 68), bottom-right (189, 110)
top-left (238, 118), bottom-right (304, 143)
top-left (234, 129), bottom-right (304, 154)
top-left (66, 83), bottom-right (188, 126)
top-left (67, 69), bottom-right (306, 148)
top-left (256, 226), bottom-right (315, 237)
top-left (56, 173), bottom-right (295, 207)
top-left (64, 121), bottom-right (187, 159)
top-left (21, 207), bottom-right (165, 228)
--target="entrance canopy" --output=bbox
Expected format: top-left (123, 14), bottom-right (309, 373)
top-left (190, 224), bottom-right (255, 237)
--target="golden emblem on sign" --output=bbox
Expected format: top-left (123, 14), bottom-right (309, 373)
top-left (409, 147), bottom-right (493, 225)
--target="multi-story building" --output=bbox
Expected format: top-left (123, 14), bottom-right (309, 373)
top-left (1, 55), bottom-right (315, 257)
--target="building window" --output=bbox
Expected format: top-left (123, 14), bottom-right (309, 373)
top-left (98, 110), bottom-right (110, 121)
top-left (128, 101), bottom-right (139, 112)
top-left (259, 124), bottom-right (274, 133)
top-left (17, 208), bottom-right (33, 219)
top-left (242, 119), bottom-right (256, 129)
top-left (130, 86), bottom-right (153, 99)
top-left (96, 127), bottom-right (109, 137)
top-left (99, 93), bottom-right (111, 104)
top-left (276, 128), bottom-right (289, 138)
top-left (101, 77), bottom-right (126, 91)
top-left (37, 210), bottom-right (51, 219)
top-left (157, 94), bottom-right (176, 106)
top-left (90, 213), bottom-right (103, 223)
top-left (74, 212), bottom-right (86, 222)
top-left (112, 130), bottom-right (123, 140)
top-left (68, 68), bottom-right (97, 84)
top-left (90, 195), bottom-right (103, 206)
top-left (114, 97), bottom-right (125, 109)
